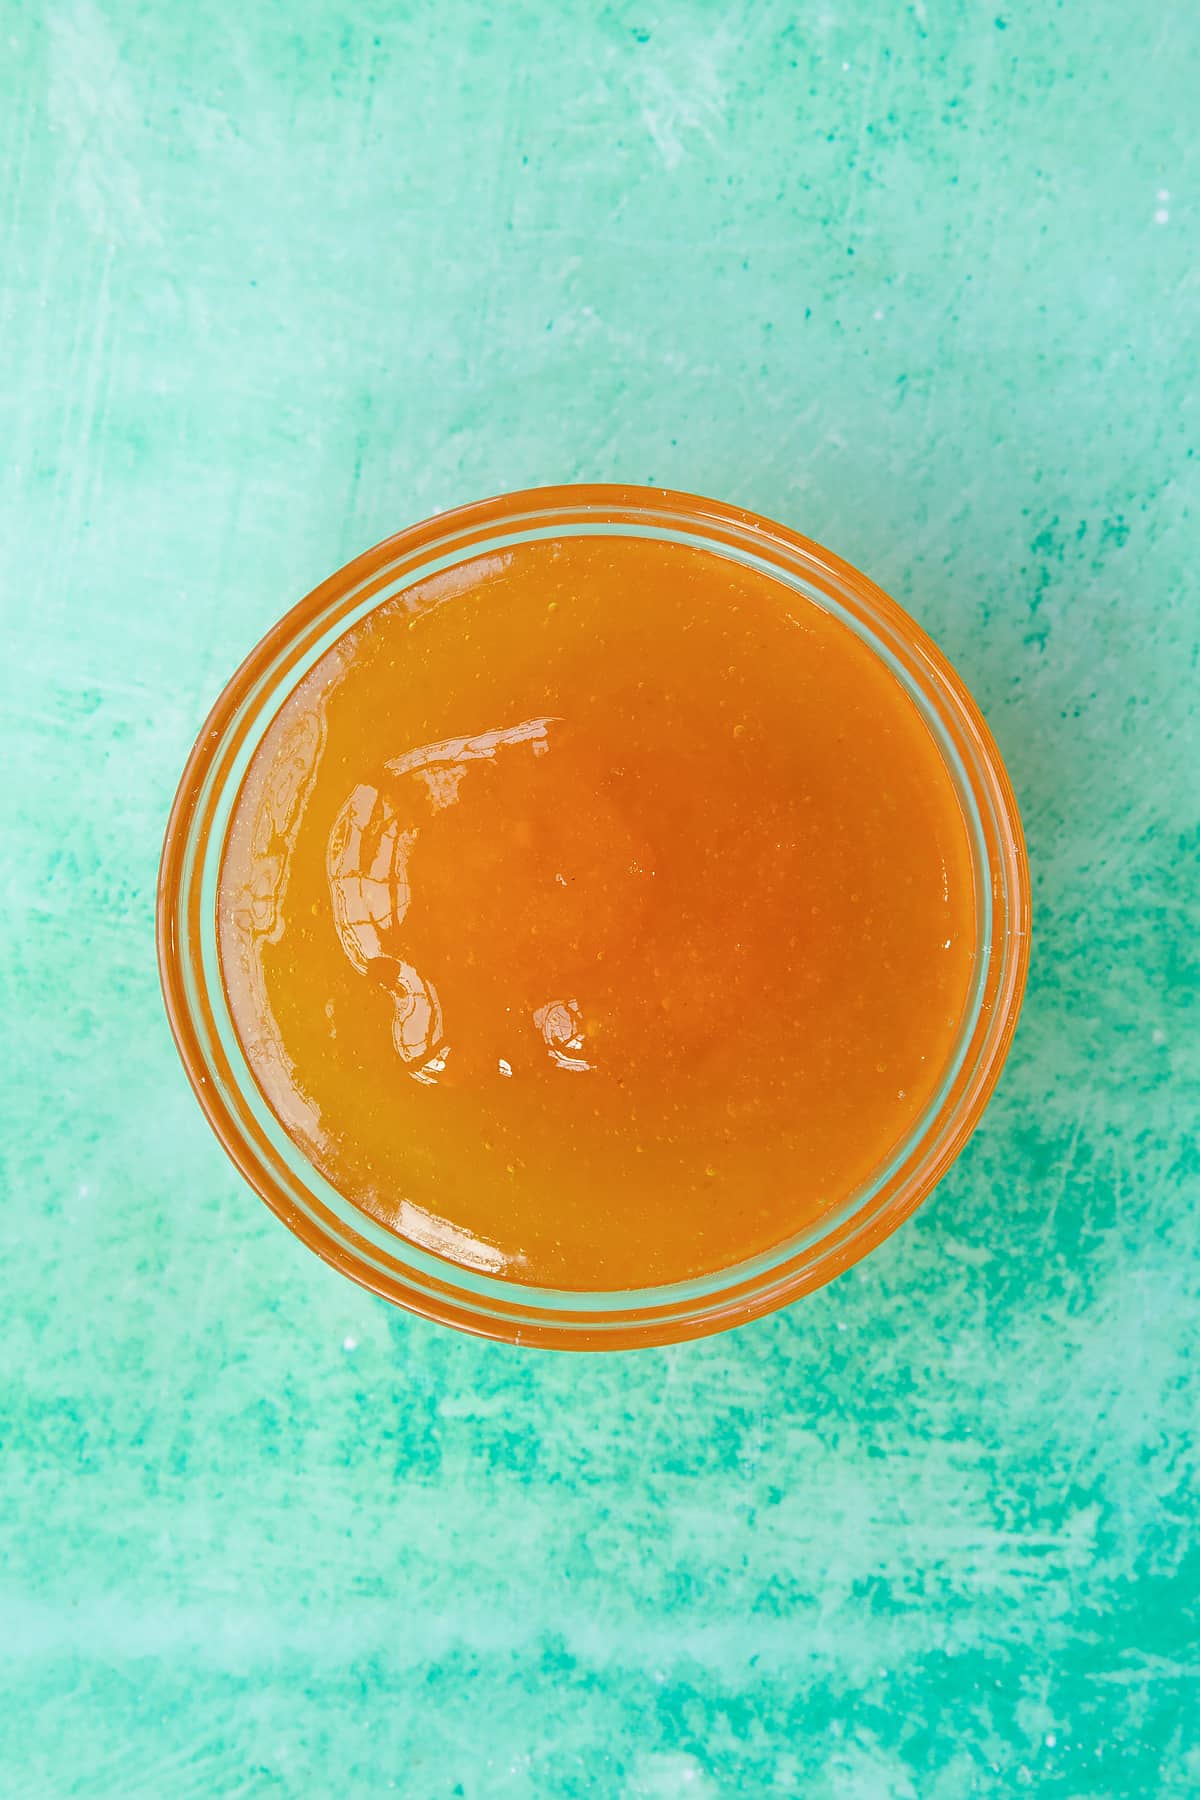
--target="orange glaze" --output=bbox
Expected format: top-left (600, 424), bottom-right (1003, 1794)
top-left (218, 535), bottom-right (976, 1291)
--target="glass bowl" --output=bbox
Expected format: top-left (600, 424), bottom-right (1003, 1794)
top-left (158, 484), bottom-right (1030, 1349)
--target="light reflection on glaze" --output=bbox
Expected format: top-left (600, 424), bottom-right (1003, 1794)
top-left (534, 998), bottom-right (592, 1072)
top-left (325, 715), bottom-right (581, 1086)
top-left (381, 1195), bottom-right (514, 1274)
top-left (226, 687), bottom-right (537, 1276)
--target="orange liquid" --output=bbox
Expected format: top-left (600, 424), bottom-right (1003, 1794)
top-left (218, 536), bottom-right (975, 1290)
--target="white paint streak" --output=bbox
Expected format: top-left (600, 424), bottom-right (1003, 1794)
top-left (627, 27), bottom-right (733, 170)
top-left (47, 0), bottom-right (160, 244)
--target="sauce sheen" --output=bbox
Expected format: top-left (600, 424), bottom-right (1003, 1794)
top-left (218, 536), bottom-right (976, 1289)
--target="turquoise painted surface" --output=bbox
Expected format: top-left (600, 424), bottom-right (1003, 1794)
top-left (1, 0), bottom-right (1197, 1792)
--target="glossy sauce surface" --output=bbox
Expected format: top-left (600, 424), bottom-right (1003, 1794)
top-left (218, 536), bottom-right (976, 1290)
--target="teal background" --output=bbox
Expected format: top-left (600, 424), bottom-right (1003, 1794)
top-left (2, 0), bottom-right (1197, 1793)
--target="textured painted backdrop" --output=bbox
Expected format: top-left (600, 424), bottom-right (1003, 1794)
top-left (1, 0), bottom-right (1197, 1794)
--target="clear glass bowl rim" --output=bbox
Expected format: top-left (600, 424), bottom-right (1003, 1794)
top-left (157, 483), bottom-right (1031, 1351)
